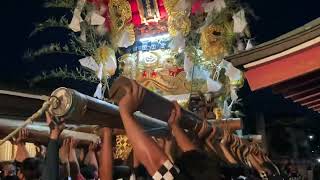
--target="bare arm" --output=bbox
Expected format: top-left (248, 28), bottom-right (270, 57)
top-left (14, 129), bottom-right (30, 162)
top-left (169, 102), bottom-right (197, 152)
top-left (119, 81), bottom-right (170, 175)
top-left (98, 128), bottom-right (113, 180)
top-left (84, 142), bottom-right (99, 170)
top-left (68, 138), bottom-right (82, 179)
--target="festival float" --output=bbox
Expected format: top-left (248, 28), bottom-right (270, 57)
top-left (0, 0), bottom-right (282, 179)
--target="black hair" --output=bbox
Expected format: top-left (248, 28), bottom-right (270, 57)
top-left (175, 150), bottom-right (221, 180)
top-left (21, 158), bottom-right (43, 180)
top-left (80, 164), bottom-right (97, 179)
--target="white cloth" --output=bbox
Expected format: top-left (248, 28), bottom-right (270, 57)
top-left (89, 12), bottom-right (105, 25)
top-left (233, 9), bottom-right (247, 33)
top-left (203, 0), bottom-right (226, 13)
top-left (116, 29), bottom-right (134, 48)
top-left (79, 56), bottom-right (99, 71)
top-left (69, 0), bottom-right (86, 32)
top-left (207, 78), bottom-right (222, 92)
top-left (170, 33), bottom-right (186, 52)
top-left (245, 39), bottom-right (253, 50)
top-left (174, 0), bottom-right (191, 11)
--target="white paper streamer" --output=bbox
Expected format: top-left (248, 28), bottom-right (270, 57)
top-left (174, 0), bottom-right (191, 11)
top-left (221, 60), bottom-right (242, 82)
top-left (223, 100), bottom-right (231, 118)
top-left (170, 33), bottom-right (186, 52)
top-left (230, 86), bottom-right (238, 102)
top-left (233, 9), bottom-right (247, 33)
top-left (103, 54), bottom-right (117, 76)
top-left (245, 39), bottom-right (253, 50)
top-left (237, 39), bottom-right (245, 51)
top-left (89, 12), bottom-right (105, 25)
top-left (94, 82), bottom-right (104, 99)
top-left (207, 78), bottom-right (222, 92)
top-left (203, 0), bottom-right (226, 13)
top-left (97, 63), bottom-right (103, 80)
top-left (184, 53), bottom-right (193, 79)
top-left (69, 0), bottom-right (86, 32)
top-left (117, 30), bottom-right (133, 48)
top-left (93, 63), bottom-right (104, 99)
top-left (79, 56), bottom-right (99, 71)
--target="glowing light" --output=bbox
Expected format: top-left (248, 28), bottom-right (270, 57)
top-left (139, 34), bottom-right (170, 42)
top-left (317, 158), bottom-right (320, 163)
top-left (309, 135), bottom-right (314, 140)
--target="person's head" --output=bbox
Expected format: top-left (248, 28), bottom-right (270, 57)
top-left (2, 175), bottom-right (19, 180)
top-left (3, 163), bottom-right (16, 177)
top-left (19, 158), bottom-right (43, 180)
top-left (80, 164), bottom-right (98, 180)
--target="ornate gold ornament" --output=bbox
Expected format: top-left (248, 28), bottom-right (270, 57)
top-left (200, 25), bottom-right (226, 58)
top-left (163, 0), bottom-right (179, 15)
top-left (168, 11), bottom-right (191, 36)
top-left (114, 135), bottom-right (132, 160)
top-left (108, 0), bottom-right (132, 32)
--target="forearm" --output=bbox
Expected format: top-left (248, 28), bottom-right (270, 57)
top-left (99, 133), bottom-right (113, 180)
top-left (43, 139), bottom-right (60, 180)
top-left (69, 148), bottom-right (81, 179)
top-left (84, 151), bottom-right (99, 170)
top-left (171, 125), bottom-right (197, 152)
top-left (120, 113), bottom-right (168, 174)
top-left (15, 143), bottom-right (30, 162)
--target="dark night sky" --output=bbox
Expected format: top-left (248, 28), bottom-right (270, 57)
top-left (0, 0), bottom-right (319, 83)
top-left (0, 0), bottom-right (319, 132)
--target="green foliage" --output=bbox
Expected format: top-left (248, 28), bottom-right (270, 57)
top-left (43, 0), bottom-right (76, 8)
top-left (30, 66), bottom-right (98, 86)
top-left (23, 43), bottom-right (87, 59)
top-left (29, 16), bottom-right (69, 37)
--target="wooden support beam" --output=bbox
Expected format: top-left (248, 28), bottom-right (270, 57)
top-left (272, 70), bottom-right (320, 94)
top-left (292, 92), bottom-right (320, 103)
top-left (309, 104), bottom-right (320, 110)
top-left (301, 99), bottom-right (320, 106)
top-left (284, 84), bottom-right (320, 99)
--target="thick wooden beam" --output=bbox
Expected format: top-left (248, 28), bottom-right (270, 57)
top-left (292, 92), bottom-right (320, 103)
top-left (273, 71), bottom-right (320, 94)
top-left (309, 104), bottom-right (320, 110)
top-left (245, 44), bottom-right (320, 91)
top-left (301, 99), bottom-right (320, 106)
top-left (284, 84), bottom-right (320, 99)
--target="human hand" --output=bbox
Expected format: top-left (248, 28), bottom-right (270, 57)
top-left (14, 128), bottom-right (29, 145)
top-left (119, 80), bottom-right (145, 116)
top-left (68, 137), bottom-right (79, 163)
top-left (168, 101), bottom-right (182, 129)
top-left (59, 138), bottom-right (70, 163)
top-left (88, 142), bottom-right (98, 152)
top-left (46, 112), bottom-right (65, 140)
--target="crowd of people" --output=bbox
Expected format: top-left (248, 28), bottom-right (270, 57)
top-left (0, 82), bottom-right (262, 180)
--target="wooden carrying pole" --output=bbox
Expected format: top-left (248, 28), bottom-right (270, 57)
top-left (109, 76), bottom-right (281, 178)
top-left (109, 77), bottom-right (202, 130)
top-left (48, 87), bottom-right (169, 137)
top-left (0, 118), bottom-right (100, 146)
